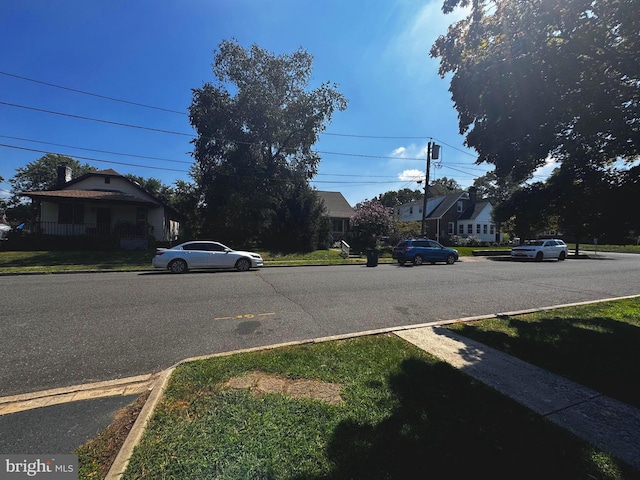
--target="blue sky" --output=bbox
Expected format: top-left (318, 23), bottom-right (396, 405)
top-left (0, 0), bottom-right (535, 207)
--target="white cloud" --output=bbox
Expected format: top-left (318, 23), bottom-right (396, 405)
top-left (532, 156), bottom-right (560, 181)
top-left (390, 143), bottom-right (429, 160)
top-left (392, 146), bottom-right (407, 157)
top-left (399, 169), bottom-right (426, 183)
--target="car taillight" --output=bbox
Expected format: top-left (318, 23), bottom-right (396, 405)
top-left (155, 251), bottom-right (165, 256)
top-left (405, 247), bottom-right (412, 252)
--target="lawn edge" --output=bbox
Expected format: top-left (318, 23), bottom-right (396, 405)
top-left (104, 293), bottom-right (640, 480)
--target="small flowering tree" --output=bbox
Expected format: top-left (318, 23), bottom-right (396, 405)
top-left (349, 199), bottom-right (393, 251)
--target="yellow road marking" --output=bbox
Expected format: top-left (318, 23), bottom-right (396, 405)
top-left (214, 312), bottom-right (276, 321)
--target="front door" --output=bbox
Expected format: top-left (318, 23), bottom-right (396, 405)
top-left (96, 208), bottom-right (111, 235)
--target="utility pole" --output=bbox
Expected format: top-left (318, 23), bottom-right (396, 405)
top-left (420, 142), bottom-right (431, 237)
top-left (420, 142), bottom-right (440, 238)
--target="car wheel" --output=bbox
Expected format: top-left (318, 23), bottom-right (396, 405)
top-left (168, 259), bottom-right (188, 274)
top-left (558, 251), bottom-right (566, 261)
top-left (446, 254), bottom-right (456, 265)
top-left (235, 258), bottom-right (251, 272)
top-left (535, 252), bottom-right (543, 262)
top-left (413, 255), bottom-right (424, 266)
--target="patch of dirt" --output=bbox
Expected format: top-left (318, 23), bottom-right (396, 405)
top-left (225, 371), bottom-right (344, 405)
top-left (75, 391), bottom-right (150, 479)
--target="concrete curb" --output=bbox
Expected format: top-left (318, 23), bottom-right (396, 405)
top-left (0, 253), bottom-right (514, 276)
top-left (0, 374), bottom-right (158, 416)
top-left (103, 293), bottom-right (640, 478)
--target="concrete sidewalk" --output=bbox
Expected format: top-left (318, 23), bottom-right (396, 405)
top-left (396, 326), bottom-right (640, 470)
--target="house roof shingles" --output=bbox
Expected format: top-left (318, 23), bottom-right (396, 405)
top-left (23, 190), bottom-right (161, 207)
top-left (316, 191), bottom-right (354, 218)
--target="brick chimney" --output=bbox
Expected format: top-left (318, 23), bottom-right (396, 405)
top-left (468, 186), bottom-right (477, 205)
top-left (57, 164), bottom-right (72, 187)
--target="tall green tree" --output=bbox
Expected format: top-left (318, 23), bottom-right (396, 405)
top-left (376, 188), bottom-right (423, 208)
top-left (125, 175), bottom-right (175, 205)
top-left (492, 183), bottom-right (554, 241)
top-left (189, 39), bottom-right (347, 249)
top-left (9, 154), bottom-right (96, 202)
top-left (473, 171), bottom-right (521, 206)
top-left (170, 180), bottom-right (201, 240)
top-left (429, 177), bottom-right (463, 197)
top-left (431, 0), bottom-right (640, 181)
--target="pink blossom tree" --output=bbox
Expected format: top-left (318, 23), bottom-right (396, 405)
top-left (349, 199), bottom-right (393, 250)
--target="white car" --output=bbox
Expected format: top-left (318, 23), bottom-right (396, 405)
top-left (152, 241), bottom-right (264, 273)
top-left (0, 224), bottom-right (10, 241)
top-left (511, 239), bottom-right (568, 262)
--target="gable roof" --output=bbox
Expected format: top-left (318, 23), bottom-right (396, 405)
top-left (22, 189), bottom-right (161, 207)
top-left (426, 191), bottom-right (469, 219)
top-left (458, 201), bottom-right (491, 221)
top-left (20, 168), bottom-right (179, 215)
top-left (316, 191), bottom-right (354, 218)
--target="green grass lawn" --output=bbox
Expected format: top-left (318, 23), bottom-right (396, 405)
top-left (444, 297), bottom-right (640, 409)
top-left (0, 246), bottom-right (505, 274)
top-left (77, 300), bottom-right (640, 479)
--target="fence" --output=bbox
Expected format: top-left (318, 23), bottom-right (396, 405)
top-left (32, 221), bottom-right (149, 238)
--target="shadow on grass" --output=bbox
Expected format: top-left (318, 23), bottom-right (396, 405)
top-left (450, 316), bottom-right (640, 409)
top-left (296, 357), bottom-right (635, 479)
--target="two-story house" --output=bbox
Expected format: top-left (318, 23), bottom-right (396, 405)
top-left (394, 187), bottom-right (499, 244)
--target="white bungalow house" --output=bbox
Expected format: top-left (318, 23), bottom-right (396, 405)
top-left (21, 166), bottom-right (180, 248)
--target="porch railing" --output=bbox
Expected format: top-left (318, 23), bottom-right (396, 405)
top-left (32, 221), bottom-right (149, 238)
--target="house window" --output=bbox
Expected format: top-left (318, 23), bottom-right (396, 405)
top-left (448, 222), bottom-right (454, 235)
top-left (467, 224), bottom-right (473, 234)
top-left (490, 225), bottom-right (495, 235)
top-left (457, 201), bottom-right (463, 212)
top-left (136, 207), bottom-right (147, 224)
top-left (458, 224), bottom-right (464, 234)
top-left (104, 177), bottom-right (111, 184)
top-left (476, 224), bottom-right (481, 234)
top-left (483, 224), bottom-right (488, 234)
top-left (409, 206), bottom-right (413, 215)
top-left (331, 219), bottom-right (344, 232)
top-left (58, 203), bottom-right (84, 224)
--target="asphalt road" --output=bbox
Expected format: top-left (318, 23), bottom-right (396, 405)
top-left (1, 253), bottom-right (639, 398)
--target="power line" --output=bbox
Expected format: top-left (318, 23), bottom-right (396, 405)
top-left (0, 135), bottom-right (192, 165)
top-left (0, 70), bottom-right (479, 153)
top-left (0, 101), bottom-right (194, 137)
top-left (0, 143), bottom-right (408, 184)
top-left (0, 71), bottom-right (187, 115)
top-left (0, 144), bottom-right (188, 173)
top-left (0, 101), bottom-right (436, 160)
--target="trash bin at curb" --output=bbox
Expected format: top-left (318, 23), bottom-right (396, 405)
top-left (365, 248), bottom-right (379, 267)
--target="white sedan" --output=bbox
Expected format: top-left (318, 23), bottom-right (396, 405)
top-left (511, 239), bottom-right (568, 262)
top-left (152, 241), bottom-right (264, 273)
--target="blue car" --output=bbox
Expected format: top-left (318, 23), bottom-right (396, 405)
top-left (392, 238), bottom-right (459, 266)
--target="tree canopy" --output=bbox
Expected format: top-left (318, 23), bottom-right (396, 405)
top-left (9, 154), bottom-right (96, 203)
top-left (431, 0), bottom-right (640, 182)
top-left (189, 39), bottom-right (347, 249)
top-left (376, 188), bottom-right (423, 208)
